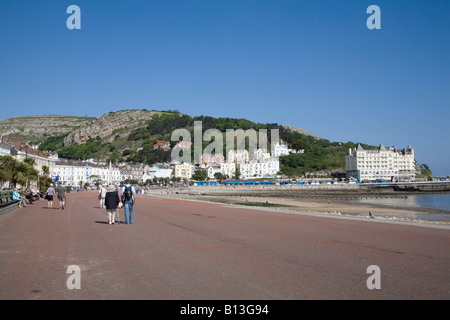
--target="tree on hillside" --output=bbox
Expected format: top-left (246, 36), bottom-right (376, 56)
top-left (292, 139), bottom-right (304, 150)
top-left (192, 170), bottom-right (208, 181)
top-left (214, 172), bottom-right (227, 181)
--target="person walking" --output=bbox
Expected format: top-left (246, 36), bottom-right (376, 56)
top-left (104, 185), bottom-right (120, 225)
top-left (46, 184), bottom-right (56, 209)
top-left (115, 185), bottom-right (122, 224)
top-left (121, 180), bottom-right (136, 224)
top-left (56, 184), bottom-right (66, 210)
top-left (99, 185), bottom-right (107, 208)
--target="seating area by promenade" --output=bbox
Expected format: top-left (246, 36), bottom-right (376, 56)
top-left (0, 190), bottom-right (20, 215)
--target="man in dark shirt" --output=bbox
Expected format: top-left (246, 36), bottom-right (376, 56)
top-left (56, 185), bottom-right (66, 210)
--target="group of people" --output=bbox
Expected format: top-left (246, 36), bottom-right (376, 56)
top-left (98, 181), bottom-right (136, 225)
top-left (11, 181), bottom-right (136, 225)
top-left (45, 183), bottom-right (66, 209)
top-left (12, 184), bottom-right (66, 209)
top-left (10, 181), bottom-right (139, 226)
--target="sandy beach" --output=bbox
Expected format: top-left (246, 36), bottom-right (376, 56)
top-left (144, 186), bottom-right (450, 227)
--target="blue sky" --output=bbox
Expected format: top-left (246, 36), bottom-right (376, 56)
top-left (0, 0), bottom-right (449, 175)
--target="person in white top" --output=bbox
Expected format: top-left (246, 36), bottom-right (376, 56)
top-left (99, 185), bottom-right (107, 208)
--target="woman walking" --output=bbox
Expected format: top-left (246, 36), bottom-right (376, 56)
top-left (104, 185), bottom-right (120, 225)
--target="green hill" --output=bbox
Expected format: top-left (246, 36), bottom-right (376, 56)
top-left (31, 110), bottom-right (370, 177)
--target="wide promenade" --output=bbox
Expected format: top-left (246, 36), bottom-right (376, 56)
top-left (0, 190), bottom-right (448, 300)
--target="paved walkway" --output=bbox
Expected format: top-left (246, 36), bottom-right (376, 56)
top-left (0, 191), bottom-right (448, 300)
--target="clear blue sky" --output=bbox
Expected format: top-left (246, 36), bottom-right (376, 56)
top-left (0, 0), bottom-right (449, 175)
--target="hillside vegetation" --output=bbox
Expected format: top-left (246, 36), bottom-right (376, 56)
top-left (29, 110), bottom-right (369, 176)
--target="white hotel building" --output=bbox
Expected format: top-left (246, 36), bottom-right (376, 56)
top-left (206, 162), bottom-right (236, 179)
top-left (346, 144), bottom-right (416, 182)
top-left (228, 148), bottom-right (280, 179)
top-left (10, 146), bottom-right (58, 176)
top-left (53, 161), bottom-right (122, 187)
top-left (238, 157), bottom-right (280, 179)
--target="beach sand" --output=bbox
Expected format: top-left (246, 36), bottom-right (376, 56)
top-left (144, 188), bottom-right (450, 227)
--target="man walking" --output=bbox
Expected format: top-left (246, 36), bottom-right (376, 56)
top-left (46, 184), bottom-right (56, 209)
top-left (56, 184), bottom-right (66, 210)
top-left (121, 180), bottom-right (136, 224)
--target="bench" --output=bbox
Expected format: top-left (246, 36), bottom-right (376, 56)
top-left (0, 192), bottom-right (20, 216)
top-left (0, 192), bottom-right (19, 207)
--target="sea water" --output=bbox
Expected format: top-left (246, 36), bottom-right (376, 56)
top-left (354, 193), bottom-right (450, 221)
top-left (354, 193), bottom-right (450, 211)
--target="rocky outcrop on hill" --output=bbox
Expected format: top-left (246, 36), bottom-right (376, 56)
top-left (62, 110), bottom-right (160, 146)
top-left (0, 110), bottom-right (165, 146)
top-left (283, 125), bottom-right (321, 139)
top-left (0, 115), bottom-right (93, 141)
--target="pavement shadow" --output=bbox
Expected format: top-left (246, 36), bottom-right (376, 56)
top-left (95, 220), bottom-right (123, 224)
top-left (95, 221), bottom-right (110, 224)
